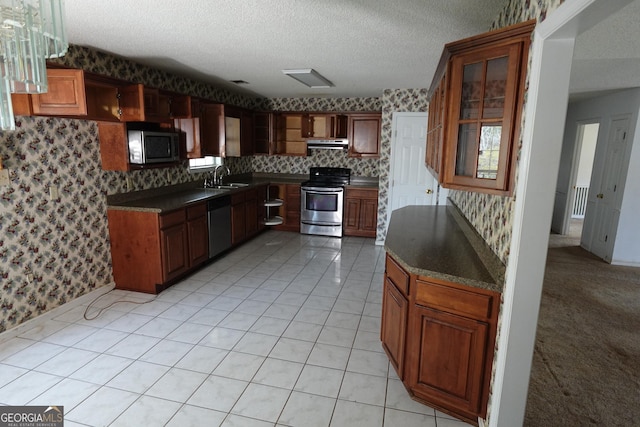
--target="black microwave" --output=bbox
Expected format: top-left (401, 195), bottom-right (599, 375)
top-left (127, 129), bottom-right (180, 165)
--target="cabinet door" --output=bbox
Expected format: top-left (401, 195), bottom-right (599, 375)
top-left (160, 222), bottom-right (189, 282)
top-left (285, 184), bottom-right (301, 231)
top-left (381, 277), bottom-right (408, 378)
top-left (187, 206), bottom-right (208, 267)
top-left (426, 76), bottom-right (446, 178)
top-left (444, 43), bottom-right (522, 192)
top-left (240, 110), bottom-right (255, 156)
top-left (359, 198), bottom-right (378, 234)
top-left (348, 114), bottom-right (381, 158)
top-left (244, 189), bottom-right (258, 237)
top-left (231, 193), bottom-right (247, 244)
top-left (253, 112), bottom-right (274, 155)
top-left (118, 84), bottom-right (146, 122)
top-left (200, 103), bottom-right (225, 156)
top-left (407, 305), bottom-right (489, 419)
top-left (31, 69), bottom-right (87, 116)
top-left (98, 121), bottom-right (130, 171)
top-left (174, 117), bottom-right (201, 159)
top-left (343, 197), bottom-right (361, 232)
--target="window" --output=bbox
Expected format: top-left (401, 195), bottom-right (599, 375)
top-left (188, 156), bottom-right (223, 173)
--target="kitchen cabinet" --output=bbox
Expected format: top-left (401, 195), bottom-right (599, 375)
top-left (178, 103), bottom-right (254, 158)
top-left (381, 253), bottom-right (499, 425)
top-left (426, 76), bottom-right (446, 178)
top-left (21, 67), bottom-right (193, 123)
top-left (381, 255), bottom-right (409, 378)
top-left (428, 20), bottom-right (535, 195)
top-left (107, 202), bottom-right (209, 293)
top-left (231, 192), bottom-right (247, 244)
top-left (198, 102), bottom-right (226, 156)
top-left (348, 113), bottom-right (381, 158)
top-left (306, 113), bottom-right (348, 139)
top-left (343, 187), bottom-right (378, 237)
top-left (160, 209), bottom-right (189, 281)
top-left (275, 113), bottom-right (308, 156)
top-left (186, 203), bottom-right (209, 267)
top-left (253, 112), bottom-right (275, 155)
top-left (271, 183), bottom-right (301, 232)
top-left (230, 186), bottom-right (267, 245)
top-left (240, 109), bottom-right (255, 156)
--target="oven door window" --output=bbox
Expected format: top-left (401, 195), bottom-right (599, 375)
top-left (306, 192), bottom-right (338, 212)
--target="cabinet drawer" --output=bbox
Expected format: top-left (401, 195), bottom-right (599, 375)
top-left (159, 209), bottom-right (186, 229)
top-left (386, 255), bottom-right (409, 296)
top-left (415, 278), bottom-right (495, 320)
top-left (346, 188), bottom-right (378, 199)
top-left (187, 203), bottom-right (206, 219)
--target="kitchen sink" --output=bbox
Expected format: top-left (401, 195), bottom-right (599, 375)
top-left (209, 183), bottom-right (250, 189)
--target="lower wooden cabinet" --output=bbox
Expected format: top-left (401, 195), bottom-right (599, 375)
top-left (230, 186), bottom-right (267, 245)
top-left (381, 277), bottom-right (408, 377)
top-left (344, 187), bottom-right (378, 237)
top-left (273, 183), bottom-right (301, 232)
top-left (231, 192), bottom-right (247, 244)
top-left (381, 253), bottom-right (499, 425)
top-left (108, 202), bottom-right (209, 293)
top-left (159, 209), bottom-right (189, 282)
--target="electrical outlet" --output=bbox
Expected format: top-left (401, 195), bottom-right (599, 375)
top-left (27, 273), bottom-right (34, 283)
top-left (126, 177), bottom-right (133, 191)
top-left (49, 186), bottom-right (58, 200)
top-left (0, 169), bottom-right (9, 186)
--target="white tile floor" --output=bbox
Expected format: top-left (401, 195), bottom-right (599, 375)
top-left (0, 230), bottom-right (472, 427)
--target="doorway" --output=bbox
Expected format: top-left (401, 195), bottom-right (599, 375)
top-left (387, 112), bottom-right (447, 227)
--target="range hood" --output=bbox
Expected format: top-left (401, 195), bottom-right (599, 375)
top-left (306, 139), bottom-right (348, 152)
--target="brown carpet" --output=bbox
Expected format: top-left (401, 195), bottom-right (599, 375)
top-left (524, 220), bottom-right (640, 426)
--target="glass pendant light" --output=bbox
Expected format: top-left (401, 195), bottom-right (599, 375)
top-left (0, 0), bottom-right (67, 130)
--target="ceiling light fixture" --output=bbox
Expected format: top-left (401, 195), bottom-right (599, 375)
top-left (282, 69), bottom-right (333, 89)
top-left (0, 0), bottom-right (68, 130)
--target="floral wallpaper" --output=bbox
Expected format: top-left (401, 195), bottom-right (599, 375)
top-left (0, 117), bottom-right (108, 332)
top-left (377, 89), bottom-right (430, 242)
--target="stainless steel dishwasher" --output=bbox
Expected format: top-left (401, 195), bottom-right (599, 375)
top-left (207, 196), bottom-right (232, 258)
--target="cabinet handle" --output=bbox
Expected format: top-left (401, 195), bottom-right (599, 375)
top-left (425, 189), bottom-right (433, 194)
top-left (596, 193), bottom-right (604, 199)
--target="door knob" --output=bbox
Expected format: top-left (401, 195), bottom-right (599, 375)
top-left (597, 193), bottom-right (604, 199)
top-left (425, 189), bottom-right (433, 194)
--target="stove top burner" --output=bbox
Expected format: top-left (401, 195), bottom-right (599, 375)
top-left (302, 167), bottom-right (351, 188)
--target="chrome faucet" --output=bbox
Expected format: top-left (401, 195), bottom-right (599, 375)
top-left (214, 164), bottom-right (231, 185)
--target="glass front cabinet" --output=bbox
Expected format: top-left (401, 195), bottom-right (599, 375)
top-left (427, 20), bottom-right (535, 195)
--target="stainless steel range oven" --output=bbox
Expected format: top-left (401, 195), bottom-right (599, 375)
top-left (301, 167), bottom-right (351, 237)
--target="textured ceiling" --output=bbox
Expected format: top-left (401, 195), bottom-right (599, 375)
top-left (63, 0), bottom-right (506, 98)
top-left (62, 0), bottom-right (640, 100)
top-left (571, 0), bottom-right (640, 99)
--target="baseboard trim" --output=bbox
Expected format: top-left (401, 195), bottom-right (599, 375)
top-left (0, 283), bottom-right (115, 344)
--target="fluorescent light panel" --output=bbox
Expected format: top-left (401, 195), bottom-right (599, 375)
top-left (282, 69), bottom-right (333, 88)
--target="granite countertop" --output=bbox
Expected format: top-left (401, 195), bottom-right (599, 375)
top-left (385, 205), bottom-right (505, 293)
top-left (107, 173), bottom-right (379, 213)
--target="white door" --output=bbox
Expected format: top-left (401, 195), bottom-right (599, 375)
top-left (388, 113), bottom-right (447, 219)
top-left (584, 116), bottom-right (629, 261)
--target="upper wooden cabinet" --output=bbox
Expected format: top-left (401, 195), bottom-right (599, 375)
top-left (19, 67), bottom-right (194, 124)
top-left (306, 113), bottom-right (348, 139)
top-left (428, 20), bottom-right (535, 195)
top-left (348, 113), bottom-right (381, 158)
top-left (253, 112), bottom-right (274, 155)
top-left (275, 113), bottom-right (308, 156)
top-left (175, 103), bottom-right (255, 158)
